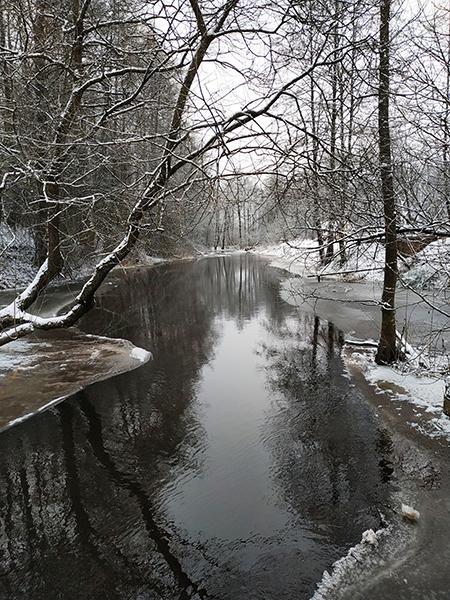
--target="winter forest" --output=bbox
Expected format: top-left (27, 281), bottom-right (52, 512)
top-left (0, 0), bottom-right (450, 598)
top-left (0, 0), bottom-right (449, 357)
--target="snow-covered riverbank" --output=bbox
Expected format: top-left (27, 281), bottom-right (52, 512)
top-left (254, 235), bottom-right (450, 286)
top-left (255, 238), bottom-right (450, 446)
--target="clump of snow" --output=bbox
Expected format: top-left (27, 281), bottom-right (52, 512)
top-left (362, 529), bottom-right (378, 545)
top-left (401, 504), bottom-right (420, 523)
top-left (130, 346), bottom-right (152, 364)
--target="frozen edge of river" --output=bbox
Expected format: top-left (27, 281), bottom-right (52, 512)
top-left (258, 250), bottom-right (450, 444)
top-left (255, 251), bottom-right (449, 599)
top-left (0, 331), bottom-right (152, 432)
top-left (345, 348), bottom-right (450, 443)
top-left (310, 522), bottom-right (411, 600)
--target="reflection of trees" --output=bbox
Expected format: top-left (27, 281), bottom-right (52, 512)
top-left (0, 254), bottom-right (393, 599)
top-left (261, 313), bottom-right (394, 547)
top-left (79, 254), bottom-right (286, 345)
top-left (0, 255), bottom-right (280, 599)
top-left (78, 395), bottom-right (208, 599)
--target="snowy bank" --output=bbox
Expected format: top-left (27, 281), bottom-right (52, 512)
top-left (254, 235), bottom-right (450, 286)
top-left (253, 237), bottom-right (385, 281)
top-left (402, 236), bottom-right (450, 289)
top-left (252, 238), bottom-right (319, 276)
top-left (344, 347), bottom-right (450, 443)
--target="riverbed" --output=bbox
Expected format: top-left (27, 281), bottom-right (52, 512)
top-left (0, 255), bottom-right (441, 599)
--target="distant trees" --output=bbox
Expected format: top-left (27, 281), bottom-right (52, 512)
top-left (0, 0), bottom-right (351, 344)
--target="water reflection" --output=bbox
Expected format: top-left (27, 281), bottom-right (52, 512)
top-left (0, 255), bottom-right (393, 599)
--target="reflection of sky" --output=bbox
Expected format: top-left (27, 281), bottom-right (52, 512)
top-left (159, 315), bottom-right (291, 541)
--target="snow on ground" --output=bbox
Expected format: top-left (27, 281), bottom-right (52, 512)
top-left (345, 348), bottom-right (450, 442)
top-left (318, 242), bottom-right (385, 282)
top-left (254, 237), bottom-right (385, 281)
top-left (402, 237), bottom-right (450, 289)
top-left (253, 238), bottom-right (319, 275)
top-left (255, 235), bottom-right (450, 286)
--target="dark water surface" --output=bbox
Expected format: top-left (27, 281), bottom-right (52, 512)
top-left (0, 255), bottom-right (394, 600)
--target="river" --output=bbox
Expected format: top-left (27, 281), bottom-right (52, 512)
top-left (0, 255), bottom-right (396, 599)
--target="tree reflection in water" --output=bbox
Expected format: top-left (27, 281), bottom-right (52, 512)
top-left (0, 255), bottom-right (394, 600)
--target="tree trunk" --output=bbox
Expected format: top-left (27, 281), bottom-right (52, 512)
top-left (325, 229), bottom-right (335, 264)
top-left (46, 181), bottom-right (64, 278)
top-left (325, 1), bottom-right (339, 266)
top-left (237, 201), bottom-right (242, 247)
top-left (444, 9), bottom-right (450, 220)
top-left (376, 0), bottom-right (398, 365)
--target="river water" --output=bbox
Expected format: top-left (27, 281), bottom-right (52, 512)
top-left (0, 255), bottom-right (395, 599)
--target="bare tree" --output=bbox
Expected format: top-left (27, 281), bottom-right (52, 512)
top-left (0, 0), bottom-right (350, 345)
top-left (375, 0), bottom-right (398, 364)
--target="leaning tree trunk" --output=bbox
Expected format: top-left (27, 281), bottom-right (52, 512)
top-left (375, 0), bottom-right (398, 365)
